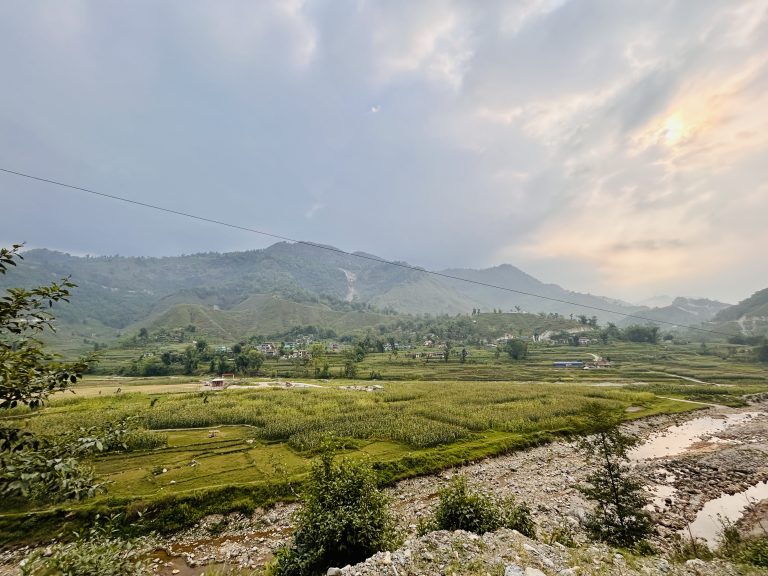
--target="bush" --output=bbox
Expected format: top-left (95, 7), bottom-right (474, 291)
top-left (0, 430), bottom-right (104, 506)
top-left (422, 475), bottom-right (534, 537)
top-left (738, 536), bottom-right (768, 568)
top-left (715, 519), bottom-right (768, 568)
top-left (269, 450), bottom-right (398, 576)
top-left (20, 515), bottom-right (147, 576)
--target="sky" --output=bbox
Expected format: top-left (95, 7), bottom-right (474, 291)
top-left (1, 1), bottom-right (767, 305)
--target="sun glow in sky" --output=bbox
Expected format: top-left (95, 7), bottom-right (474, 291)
top-left (662, 114), bottom-right (687, 146)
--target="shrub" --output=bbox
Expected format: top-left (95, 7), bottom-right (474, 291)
top-left (269, 450), bottom-right (398, 576)
top-left (20, 515), bottom-right (147, 576)
top-left (715, 519), bottom-right (768, 568)
top-left (669, 533), bottom-right (714, 562)
top-left (738, 536), bottom-right (768, 568)
top-left (423, 475), bottom-right (534, 537)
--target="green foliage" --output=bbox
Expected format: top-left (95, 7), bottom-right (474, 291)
top-left (422, 475), bottom-right (534, 537)
top-left (73, 417), bottom-right (167, 454)
top-left (544, 521), bottom-right (575, 547)
top-left (621, 325), bottom-right (660, 344)
top-left (0, 245), bottom-right (89, 409)
top-left (270, 450), bottom-right (398, 576)
top-left (738, 536), bottom-right (768, 567)
top-left (714, 517), bottom-right (768, 568)
top-left (576, 403), bottom-right (652, 547)
top-left (669, 533), bottom-right (714, 562)
top-left (0, 430), bottom-right (102, 506)
top-left (504, 339), bottom-right (528, 360)
top-left (0, 244), bottom-right (97, 505)
top-left (20, 515), bottom-right (147, 576)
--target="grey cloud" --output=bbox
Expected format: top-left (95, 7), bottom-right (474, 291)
top-left (0, 0), bottom-right (767, 303)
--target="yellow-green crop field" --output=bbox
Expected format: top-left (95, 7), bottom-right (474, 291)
top-left (1, 342), bottom-right (767, 544)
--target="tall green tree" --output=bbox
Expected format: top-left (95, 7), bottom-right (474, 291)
top-left (576, 403), bottom-right (652, 547)
top-left (0, 245), bottom-right (99, 504)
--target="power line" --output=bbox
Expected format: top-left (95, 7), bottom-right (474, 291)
top-left (0, 166), bottom-right (736, 337)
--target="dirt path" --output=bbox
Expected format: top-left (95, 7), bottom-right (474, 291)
top-left (656, 395), bottom-right (727, 408)
top-left (647, 370), bottom-right (717, 385)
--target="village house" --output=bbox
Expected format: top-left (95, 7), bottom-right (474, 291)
top-left (209, 377), bottom-right (227, 389)
top-left (258, 342), bottom-right (278, 357)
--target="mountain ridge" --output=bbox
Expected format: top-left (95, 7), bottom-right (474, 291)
top-left (1, 243), bottom-right (756, 340)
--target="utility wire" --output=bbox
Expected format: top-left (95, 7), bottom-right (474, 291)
top-left (0, 166), bottom-right (737, 337)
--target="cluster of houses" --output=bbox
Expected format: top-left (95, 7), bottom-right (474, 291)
top-left (257, 341), bottom-right (342, 358)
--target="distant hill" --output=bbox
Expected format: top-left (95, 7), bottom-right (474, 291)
top-left (439, 264), bottom-right (636, 318)
top-left (635, 295), bottom-right (676, 308)
top-left (714, 287), bottom-right (768, 322)
top-left (710, 287), bottom-right (768, 337)
top-left (617, 297), bottom-right (730, 329)
top-left (0, 243), bottom-right (648, 341)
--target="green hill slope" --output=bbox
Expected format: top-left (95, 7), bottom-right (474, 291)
top-left (0, 243), bottom-right (647, 339)
top-left (710, 287), bottom-right (768, 337)
top-left (135, 296), bottom-right (399, 341)
top-left (714, 287), bottom-right (768, 322)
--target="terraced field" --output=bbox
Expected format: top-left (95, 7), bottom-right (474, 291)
top-left (1, 343), bottom-right (766, 544)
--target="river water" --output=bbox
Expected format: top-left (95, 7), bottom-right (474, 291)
top-left (684, 480), bottom-right (768, 547)
top-left (629, 410), bottom-right (767, 548)
top-left (629, 412), bottom-right (760, 460)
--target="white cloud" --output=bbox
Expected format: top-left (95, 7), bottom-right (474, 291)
top-left (305, 202), bottom-right (324, 220)
top-left (372, 5), bottom-right (473, 90)
top-left (499, 0), bottom-right (569, 36)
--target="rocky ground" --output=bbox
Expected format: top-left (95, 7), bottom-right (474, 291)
top-left (334, 528), bottom-right (765, 576)
top-left (2, 398), bottom-right (767, 575)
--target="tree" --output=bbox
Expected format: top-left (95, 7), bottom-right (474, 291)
top-left (271, 449), bottom-right (397, 575)
top-left (755, 343), bottom-right (768, 363)
top-left (504, 339), bottom-right (528, 360)
top-left (622, 325), bottom-right (659, 344)
top-left (0, 244), bottom-right (99, 504)
top-left (310, 343), bottom-right (327, 377)
top-left (576, 403), bottom-right (652, 547)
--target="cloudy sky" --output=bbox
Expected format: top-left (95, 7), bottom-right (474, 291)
top-left (2, 1), bottom-right (767, 304)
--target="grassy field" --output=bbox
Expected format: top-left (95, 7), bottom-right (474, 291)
top-left (1, 342), bottom-right (766, 545)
